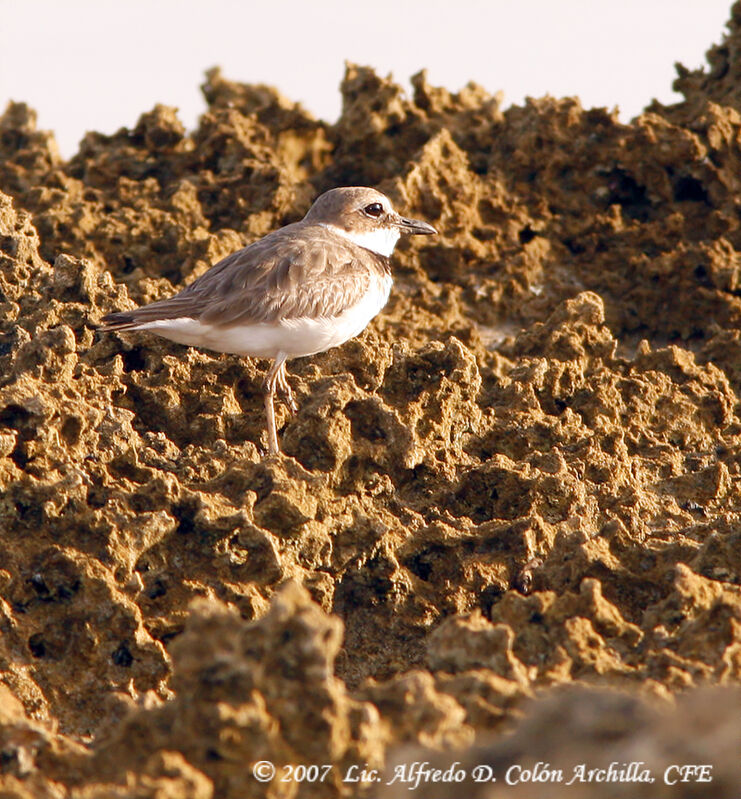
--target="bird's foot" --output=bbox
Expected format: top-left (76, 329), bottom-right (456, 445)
top-left (283, 394), bottom-right (299, 414)
top-left (276, 384), bottom-right (298, 414)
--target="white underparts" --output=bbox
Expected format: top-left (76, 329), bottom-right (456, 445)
top-left (132, 275), bottom-right (393, 360)
top-left (322, 223), bottom-right (400, 257)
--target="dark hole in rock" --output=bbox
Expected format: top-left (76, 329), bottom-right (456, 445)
top-left (407, 553), bottom-right (433, 581)
top-left (121, 255), bottom-right (136, 274)
top-left (480, 583), bottom-right (505, 617)
top-left (518, 225), bottom-right (537, 244)
top-left (29, 573), bottom-right (49, 597)
top-left (147, 578), bottom-right (168, 599)
top-left (604, 168), bottom-right (651, 220)
top-left (28, 633), bottom-right (46, 658)
top-left (564, 238), bottom-right (586, 255)
top-left (112, 642), bottom-right (134, 667)
top-left (0, 404), bottom-right (32, 430)
top-left (122, 348), bottom-right (146, 372)
top-left (674, 175), bottom-right (710, 204)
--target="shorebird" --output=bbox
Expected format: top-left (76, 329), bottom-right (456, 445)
top-left (100, 187), bottom-right (437, 455)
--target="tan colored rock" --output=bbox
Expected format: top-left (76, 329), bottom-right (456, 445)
top-left (3, 6), bottom-right (741, 792)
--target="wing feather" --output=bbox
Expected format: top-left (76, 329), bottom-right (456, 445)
top-left (100, 223), bottom-right (390, 331)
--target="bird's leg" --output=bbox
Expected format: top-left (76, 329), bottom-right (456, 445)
top-left (262, 356), bottom-right (285, 456)
top-left (275, 361), bottom-right (298, 413)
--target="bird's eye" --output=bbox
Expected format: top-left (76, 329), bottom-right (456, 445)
top-left (363, 202), bottom-right (384, 217)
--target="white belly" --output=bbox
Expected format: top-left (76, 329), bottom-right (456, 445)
top-left (134, 276), bottom-right (392, 359)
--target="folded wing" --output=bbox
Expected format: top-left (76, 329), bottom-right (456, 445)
top-left (100, 224), bottom-right (389, 331)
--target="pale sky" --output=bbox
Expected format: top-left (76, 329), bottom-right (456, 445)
top-left (0, 1), bottom-right (734, 158)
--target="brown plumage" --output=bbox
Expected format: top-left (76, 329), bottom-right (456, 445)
top-left (100, 187), bottom-right (436, 455)
top-left (101, 225), bottom-right (390, 330)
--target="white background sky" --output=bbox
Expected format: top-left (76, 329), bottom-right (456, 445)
top-left (0, 1), bottom-right (734, 158)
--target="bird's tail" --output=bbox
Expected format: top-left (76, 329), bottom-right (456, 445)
top-left (98, 294), bottom-right (201, 331)
top-left (98, 310), bottom-right (146, 332)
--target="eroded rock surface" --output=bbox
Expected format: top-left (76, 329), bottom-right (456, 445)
top-left (3, 5), bottom-right (741, 795)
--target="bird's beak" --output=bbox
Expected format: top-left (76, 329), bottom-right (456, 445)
top-left (393, 215), bottom-right (437, 235)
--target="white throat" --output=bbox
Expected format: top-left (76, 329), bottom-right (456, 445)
top-left (323, 224), bottom-right (400, 257)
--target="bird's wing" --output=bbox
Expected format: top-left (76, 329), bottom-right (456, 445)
top-left (101, 224), bottom-right (390, 330)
